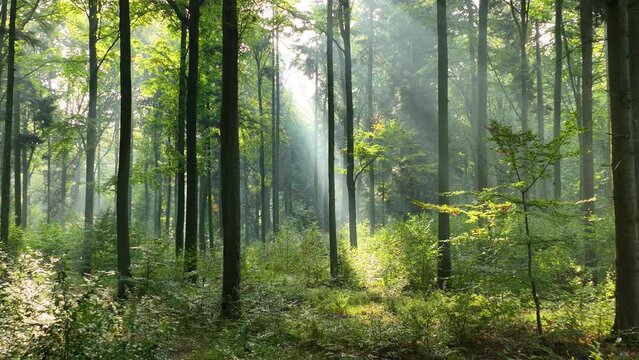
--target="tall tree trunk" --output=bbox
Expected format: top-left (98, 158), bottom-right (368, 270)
top-left (0, 0), bottom-right (16, 244)
top-left (553, 0), bottom-right (563, 199)
top-left (366, 8), bottom-right (376, 234)
top-left (60, 153), bottom-right (68, 227)
top-left (607, 0), bottom-right (639, 331)
top-left (184, 0), bottom-right (200, 279)
top-left (327, 0), bottom-right (338, 278)
top-left (175, 20), bottom-right (187, 257)
top-left (258, 66), bottom-right (267, 242)
top-left (165, 167), bottom-right (172, 235)
top-left (21, 144), bottom-right (29, 229)
top-left (198, 174), bottom-right (207, 253)
top-left (208, 137), bottom-right (216, 249)
top-left (13, 87), bottom-right (21, 227)
top-left (436, 0), bottom-right (450, 289)
top-left (242, 157), bottom-right (249, 243)
top-left (517, 0), bottom-right (529, 132)
top-left (477, 0), bottom-right (488, 191)
top-left (143, 159), bottom-right (150, 231)
top-left (535, 21), bottom-right (547, 198)
top-left (272, 26), bottom-right (280, 233)
top-left (313, 65), bottom-right (319, 226)
top-left (47, 137), bottom-right (51, 224)
top-left (339, 0), bottom-right (356, 247)
top-left (580, 0), bottom-right (595, 269)
top-left (81, 0), bottom-right (98, 274)
top-left (154, 141), bottom-right (162, 236)
top-left (630, 0), bottom-right (639, 220)
top-left (116, 0), bottom-right (132, 299)
top-left (220, 0), bottom-right (241, 319)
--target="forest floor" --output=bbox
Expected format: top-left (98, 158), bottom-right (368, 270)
top-left (170, 272), bottom-right (636, 360)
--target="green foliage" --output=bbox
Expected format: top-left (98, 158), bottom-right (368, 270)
top-left (0, 251), bottom-right (176, 359)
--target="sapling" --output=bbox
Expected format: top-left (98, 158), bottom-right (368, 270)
top-left (488, 120), bottom-right (575, 335)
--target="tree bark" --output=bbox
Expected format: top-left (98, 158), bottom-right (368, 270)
top-left (535, 21), bottom-right (547, 198)
top-left (220, 0), bottom-right (241, 319)
top-left (0, 0), bottom-right (16, 244)
top-left (437, 0), bottom-right (450, 289)
top-left (552, 0), bottom-right (563, 199)
top-left (272, 26), bottom-right (280, 233)
top-left (477, 0), bottom-right (488, 191)
top-left (116, 0), bottom-right (132, 299)
top-left (607, 0), bottom-right (639, 331)
top-left (366, 8), bottom-right (376, 234)
top-left (175, 19), bottom-right (187, 257)
top-left (580, 0), bottom-right (595, 269)
top-left (184, 0), bottom-right (200, 279)
top-left (13, 87), bottom-right (21, 227)
top-left (327, 0), bottom-right (338, 279)
top-left (257, 61), bottom-right (268, 242)
top-left (339, 0), bottom-right (356, 247)
top-left (81, 0), bottom-right (98, 274)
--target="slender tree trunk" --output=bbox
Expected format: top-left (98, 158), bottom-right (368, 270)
top-left (242, 157), bottom-right (249, 243)
top-left (154, 141), bottom-right (162, 236)
top-left (47, 137), bottom-right (52, 224)
top-left (258, 68), bottom-right (267, 242)
top-left (553, 0), bottom-right (563, 199)
top-left (518, 0), bottom-right (529, 133)
top-left (175, 20), bottom-right (187, 257)
top-left (21, 143), bottom-right (28, 229)
top-left (366, 8), bottom-right (376, 234)
top-left (477, 0), bottom-right (488, 191)
top-left (60, 153), bottom-right (68, 227)
top-left (327, 0), bottom-right (338, 279)
top-left (339, 0), bottom-right (356, 247)
top-left (535, 21), bottom-right (547, 198)
top-left (81, 0), bottom-right (98, 274)
top-left (199, 174), bottom-right (207, 253)
top-left (436, 0), bottom-right (450, 289)
top-left (220, 0), bottom-right (241, 319)
top-left (184, 0), bottom-right (200, 279)
top-left (607, 0), bottom-right (639, 331)
top-left (144, 159), bottom-right (150, 231)
top-left (208, 137), bottom-right (216, 249)
top-left (630, 0), bottom-right (639, 220)
top-left (272, 26), bottom-right (280, 233)
top-left (13, 87), bottom-right (21, 227)
top-left (313, 66), bottom-right (319, 226)
top-left (116, 0), bottom-right (132, 299)
top-left (0, 0), bottom-right (16, 244)
top-left (580, 0), bottom-right (595, 270)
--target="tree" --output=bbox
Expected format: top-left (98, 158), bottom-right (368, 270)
top-left (116, 0), bottom-right (132, 299)
top-left (252, 36), bottom-right (269, 243)
top-left (0, 0), bottom-right (17, 244)
top-left (580, 0), bottom-right (595, 269)
top-left (327, 0), bottom-right (338, 279)
top-left (272, 23), bottom-right (280, 234)
top-left (184, 0), bottom-right (201, 279)
top-left (220, 0), bottom-right (241, 319)
top-left (607, 0), bottom-right (639, 331)
top-left (436, 0), bottom-right (450, 289)
top-left (338, 0), bottom-right (356, 247)
top-left (366, 6), bottom-right (376, 234)
top-left (476, 0), bottom-right (488, 192)
top-left (80, 0), bottom-right (99, 275)
top-left (13, 86), bottom-right (22, 227)
top-left (164, 0), bottom-right (188, 257)
top-left (552, 0), bottom-right (562, 199)
top-left (534, 21), bottom-right (546, 198)
top-left (488, 120), bottom-right (573, 336)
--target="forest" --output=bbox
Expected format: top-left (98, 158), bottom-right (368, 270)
top-left (1, 0), bottom-right (639, 358)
